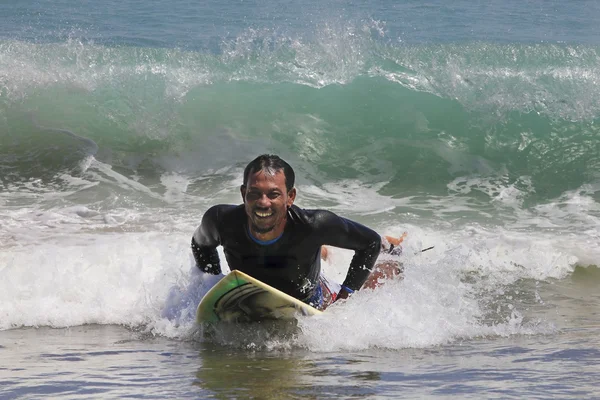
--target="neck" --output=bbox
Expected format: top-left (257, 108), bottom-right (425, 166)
top-left (248, 221), bottom-right (286, 242)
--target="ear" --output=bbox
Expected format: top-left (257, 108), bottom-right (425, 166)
top-left (287, 187), bottom-right (296, 207)
top-left (240, 185), bottom-right (246, 202)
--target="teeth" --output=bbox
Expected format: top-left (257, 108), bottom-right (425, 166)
top-left (255, 211), bottom-right (273, 218)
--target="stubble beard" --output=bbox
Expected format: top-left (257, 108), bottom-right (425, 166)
top-left (249, 208), bottom-right (287, 235)
top-left (251, 223), bottom-right (275, 234)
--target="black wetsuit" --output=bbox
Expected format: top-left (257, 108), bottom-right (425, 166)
top-left (191, 204), bottom-right (381, 303)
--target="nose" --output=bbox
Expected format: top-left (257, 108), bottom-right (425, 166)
top-left (256, 194), bottom-right (271, 207)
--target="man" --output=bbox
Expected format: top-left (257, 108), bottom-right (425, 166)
top-left (191, 154), bottom-right (385, 310)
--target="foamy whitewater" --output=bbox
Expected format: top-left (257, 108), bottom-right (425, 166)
top-left (2, 1), bottom-right (600, 398)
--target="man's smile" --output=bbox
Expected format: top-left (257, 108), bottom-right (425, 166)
top-left (254, 210), bottom-right (274, 218)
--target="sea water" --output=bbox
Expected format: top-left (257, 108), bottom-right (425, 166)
top-left (2, 1), bottom-right (600, 398)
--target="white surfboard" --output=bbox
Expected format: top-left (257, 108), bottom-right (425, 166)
top-left (196, 270), bottom-right (322, 323)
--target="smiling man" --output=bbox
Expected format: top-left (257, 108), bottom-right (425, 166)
top-left (191, 154), bottom-right (382, 310)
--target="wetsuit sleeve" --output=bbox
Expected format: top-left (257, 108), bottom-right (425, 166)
top-left (191, 205), bottom-right (222, 275)
top-left (316, 211), bottom-right (381, 291)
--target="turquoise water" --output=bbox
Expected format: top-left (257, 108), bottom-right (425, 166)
top-left (2, 1), bottom-right (600, 398)
top-left (2, 2), bottom-right (600, 207)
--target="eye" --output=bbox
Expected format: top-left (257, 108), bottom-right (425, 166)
top-left (268, 192), bottom-right (281, 200)
top-left (246, 191), bottom-right (261, 201)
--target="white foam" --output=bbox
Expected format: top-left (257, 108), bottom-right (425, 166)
top-left (0, 212), bottom-right (572, 349)
top-left (268, 222), bottom-right (566, 351)
top-left (296, 265), bottom-right (484, 351)
top-left (294, 234), bottom-right (558, 351)
top-left (86, 159), bottom-right (165, 201)
top-left (1, 171), bottom-right (593, 350)
top-left (447, 174), bottom-right (533, 209)
top-left (300, 180), bottom-right (407, 215)
top-left (160, 172), bottom-right (191, 203)
top-left (0, 233), bottom-right (192, 330)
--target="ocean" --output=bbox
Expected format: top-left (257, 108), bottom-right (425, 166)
top-left (2, 0), bottom-right (600, 398)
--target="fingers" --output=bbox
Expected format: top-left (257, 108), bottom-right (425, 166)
top-left (384, 232), bottom-right (407, 247)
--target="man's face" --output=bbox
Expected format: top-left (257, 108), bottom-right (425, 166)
top-left (241, 169), bottom-right (296, 237)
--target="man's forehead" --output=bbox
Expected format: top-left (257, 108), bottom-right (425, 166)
top-left (247, 169), bottom-right (286, 185)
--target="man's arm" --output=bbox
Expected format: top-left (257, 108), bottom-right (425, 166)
top-left (315, 211), bottom-right (382, 292)
top-left (191, 206), bottom-right (222, 275)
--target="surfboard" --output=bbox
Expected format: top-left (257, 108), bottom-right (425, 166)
top-left (196, 270), bottom-right (322, 323)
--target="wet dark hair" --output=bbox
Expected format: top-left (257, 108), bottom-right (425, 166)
top-left (242, 154), bottom-right (295, 192)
